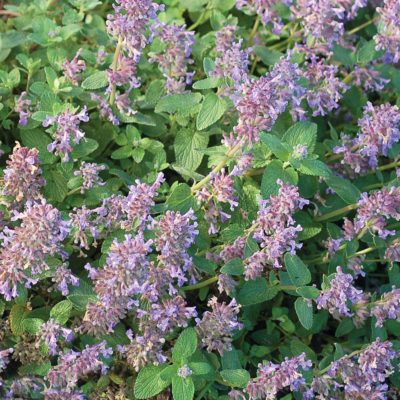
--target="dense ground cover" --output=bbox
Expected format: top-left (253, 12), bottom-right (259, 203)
top-left (0, 0), bottom-right (400, 398)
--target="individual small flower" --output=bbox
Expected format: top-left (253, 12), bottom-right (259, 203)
top-left (374, 0), bottom-right (400, 63)
top-left (353, 65), bottom-right (389, 92)
top-left (43, 107), bottom-right (89, 162)
top-left (90, 93), bottom-right (119, 125)
top-left (236, 0), bottom-right (291, 34)
top-left (211, 25), bottom-right (251, 99)
top-left (233, 54), bottom-right (304, 144)
top-left (2, 142), bottom-right (45, 203)
top-left (0, 348), bottom-right (13, 372)
top-left (62, 48), bottom-right (86, 85)
top-left (118, 328), bottom-right (166, 372)
top-left (74, 162), bottom-right (106, 194)
top-left (49, 264), bottom-right (79, 296)
top-left (218, 274), bottom-right (238, 296)
top-left (122, 172), bottom-right (165, 230)
top-left (385, 238), bottom-right (400, 262)
top-left (371, 287), bottom-right (400, 327)
top-left (69, 206), bottom-right (99, 251)
top-left (291, 144), bottom-right (309, 160)
top-left (153, 209), bottom-right (198, 286)
top-left (196, 296), bottom-right (243, 355)
top-left (38, 319), bottom-right (74, 356)
top-left (107, 54), bottom-right (140, 92)
top-left (244, 353), bottom-right (312, 399)
top-left (150, 23), bottom-right (195, 93)
top-left (47, 341), bottom-right (112, 392)
top-left (302, 56), bottom-right (348, 116)
top-left (220, 236), bottom-right (246, 263)
top-left (316, 266), bottom-right (369, 320)
top-left (177, 365), bottom-right (193, 378)
top-left (14, 91), bottom-right (31, 125)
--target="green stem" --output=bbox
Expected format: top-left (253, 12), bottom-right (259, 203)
top-left (347, 19), bottom-right (375, 36)
top-left (181, 276), bottom-right (219, 291)
top-left (378, 160), bottom-right (400, 171)
top-left (191, 142), bottom-right (243, 193)
top-left (188, 9), bottom-right (208, 31)
top-left (67, 187), bottom-right (82, 196)
top-left (249, 16), bottom-right (260, 41)
top-left (318, 349), bottom-right (363, 375)
top-left (314, 203), bottom-right (358, 222)
top-left (109, 36), bottom-right (123, 106)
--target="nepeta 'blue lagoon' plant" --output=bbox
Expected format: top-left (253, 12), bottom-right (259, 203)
top-left (0, 0), bottom-right (399, 399)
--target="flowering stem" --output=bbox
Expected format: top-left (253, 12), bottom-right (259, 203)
top-left (318, 349), bottom-right (363, 375)
top-left (378, 159), bottom-right (400, 171)
top-left (314, 203), bottom-right (358, 222)
top-left (181, 276), bottom-right (219, 291)
top-left (109, 36), bottom-right (123, 106)
top-left (191, 141), bottom-right (243, 193)
top-left (188, 9), bottom-right (208, 31)
top-left (347, 18), bottom-right (376, 36)
top-left (67, 187), bottom-right (82, 196)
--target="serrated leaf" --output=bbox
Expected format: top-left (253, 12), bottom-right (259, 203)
top-left (82, 71), bottom-right (108, 90)
top-left (196, 93), bottom-right (227, 130)
top-left (20, 129), bottom-right (57, 164)
top-left (155, 93), bottom-right (202, 114)
top-left (67, 280), bottom-right (96, 311)
top-left (19, 361), bottom-right (51, 377)
top-left (192, 77), bottom-right (221, 90)
top-left (220, 369), bottom-right (250, 388)
top-left (50, 300), bottom-right (73, 324)
top-left (237, 278), bottom-right (279, 306)
top-left (294, 298), bottom-right (313, 329)
top-left (296, 286), bottom-right (320, 299)
top-left (172, 328), bottom-right (198, 363)
top-left (189, 362), bottom-right (212, 375)
top-left (356, 40), bottom-right (383, 64)
top-left (325, 175), bottom-right (361, 204)
top-left (71, 138), bottom-right (99, 158)
top-left (10, 304), bottom-right (29, 335)
top-left (260, 133), bottom-right (290, 161)
top-left (221, 258), bottom-right (244, 276)
top-left (174, 129), bottom-right (208, 172)
top-left (284, 254), bottom-right (311, 287)
top-left (283, 121), bottom-right (318, 153)
top-left (172, 376), bottom-right (194, 400)
top-left (299, 159), bottom-right (331, 177)
top-left (44, 170), bottom-right (68, 202)
top-left (166, 183), bottom-right (199, 213)
top-left (134, 365), bottom-right (170, 399)
top-left (261, 160), bottom-right (298, 199)
top-left (22, 318), bottom-right (44, 334)
top-left (111, 145), bottom-right (133, 160)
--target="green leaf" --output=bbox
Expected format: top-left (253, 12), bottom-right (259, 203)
top-left (111, 145), bottom-right (133, 160)
top-left (283, 121), bottom-right (318, 153)
top-left (237, 278), bottom-right (279, 306)
top-left (172, 328), bottom-right (198, 363)
top-left (172, 376), bottom-right (195, 400)
top-left (71, 138), bottom-right (99, 158)
top-left (134, 365), bottom-right (171, 399)
top-left (254, 45), bottom-right (283, 66)
top-left (261, 160), bottom-right (298, 199)
top-left (294, 298), bottom-right (313, 330)
top-left (166, 183), bottom-right (199, 214)
top-left (296, 286), bottom-right (320, 299)
top-left (220, 369), bottom-right (250, 388)
top-left (299, 160), bottom-right (331, 177)
top-left (19, 361), bottom-right (51, 377)
top-left (221, 258), bottom-right (244, 276)
top-left (260, 133), bottom-right (290, 161)
top-left (44, 170), bottom-right (68, 202)
top-left (196, 93), bottom-right (227, 130)
top-left (10, 304), bottom-right (29, 335)
top-left (20, 129), bottom-right (57, 164)
top-left (82, 71), bottom-right (108, 90)
top-left (174, 129), bottom-right (209, 172)
top-left (22, 318), bottom-right (44, 334)
top-left (50, 300), bottom-right (73, 324)
top-left (356, 40), bottom-right (383, 64)
top-left (155, 93), bottom-right (202, 114)
top-left (335, 318), bottom-right (355, 337)
top-left (193, 77), bottom-right (221, 90)
top-left (67, 280), bottom-right (97, 311)
top-left (325, 175), bottom-right (361, 204)
top-left (284, 254), bottom-right (311, 287)
top-left (189, 362), bottom-right (212, 376)
top-left (160, 365), bottom-right (179, 383)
